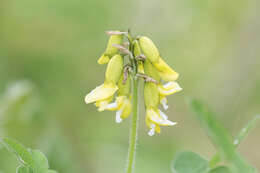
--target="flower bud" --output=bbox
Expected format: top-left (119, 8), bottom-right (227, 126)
top-left (98, 33), bottom-right (123, 64)
top-left (133, 40), bottom-right (145, 74)
top-left (133, 40), bottom-right (142, 57)
top-left (117, 74), bottom-right (131, 96)
top-left (139, 36), bottom-right (159, 63)
top-left (143, 60), bottom-right (160, 82)
top-left (144, 82), bottom-right (159, 108)
top-left (105, 54), bottom-right (123, 84)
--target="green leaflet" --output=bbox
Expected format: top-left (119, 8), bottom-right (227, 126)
top-left (189, 99), bottom-right (255, 173)
top-left (1, 137), bottom-right (57, 173)
top-left (209, 166), bottom-right (232, 173)
top-left (1, 138), bottom-right (34, 167)
top-left (172, 151), bottom-right (208, 173)
top-left (16, 166), bottom-right (33, 173)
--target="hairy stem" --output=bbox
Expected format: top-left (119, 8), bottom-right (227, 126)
top-left (125, 76), bottom-right (139, 173)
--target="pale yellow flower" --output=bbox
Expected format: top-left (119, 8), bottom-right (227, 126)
top-left (144, 82), bottom-right (177, 136)
top-left (146, 107), bottom-right (177, 136)
top-left (139, 36), bottom-right (179, 81)
top-left (102, 74), bottom-right (132, 122)
top-left (106, 95), bottom-right (132, 123)
top-left (98, 32), bottom-right (123, 64)
top-left (85, 54), bottom-right (123, 110)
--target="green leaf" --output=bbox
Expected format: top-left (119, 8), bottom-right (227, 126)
top-left (1, 138), bottom-right (34, 167)
top-left (16, 166), bottom-right (33, 173)
top-left (31, 149), bottom-right (49, 169)
top-left (208, 166), bottom-right (232, 173)
top-left (189, 99), bottom-right (255, 173)
top-left (1, 138), bottom-right (57, 173)
top-left (47, 170), bottom-right (58, 173)
top-left (172, 151), bottom-right (208, 173)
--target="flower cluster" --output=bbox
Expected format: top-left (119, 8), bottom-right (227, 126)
top-left (85, 31), bottom-right (182, 136)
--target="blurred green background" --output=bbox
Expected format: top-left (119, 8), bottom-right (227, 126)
top-left (0, 0), bottom-right (259, 172)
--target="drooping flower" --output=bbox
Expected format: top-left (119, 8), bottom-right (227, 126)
top-left (98, 32), bottom-right (123, 64)
top-left (85, 54), bottom-right (123, 110)
top-left (139, 36), bottom-right (179, 81)
top-left (105, 75), bottom-right (132, 123)
top-left (144, 82), bottom-right (177, 136)
top-left (143, 60), bottom-right (181, 109)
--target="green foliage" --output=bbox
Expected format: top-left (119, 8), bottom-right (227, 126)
top-left (172, 151), bottom-right (208, 173)
top-left (16, 166), bottom-right (33, 173)
top-left (1, 138), bottom-right (57, 173)
top-left (234, 115), bottom-right (260, 147)
top-left (209, 166), bottom-right (232, 173)
top-left (172, 99), bottom-right (259, 173)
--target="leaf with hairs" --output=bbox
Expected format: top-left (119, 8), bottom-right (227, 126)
top-left (172, 151), bottom-right (208, 173)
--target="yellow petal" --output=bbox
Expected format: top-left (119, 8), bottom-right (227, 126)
top-left (115, 96), bottom-right (132, 123)
top-left (133, 40), bottom-right (142, 57)
top-left (145, 116), bottom-right (161, 136)
top-left (95, 97), bottom-right (113, 111)
top-left (85, 83), bottom-right (118, 104)
top-left (98, 33), bottom-right (123, 65)
top-left (97, 54), bottom-right (110, 64)
top-left (120, 98), bottom-right (132, 119)
top-left (153, 57), bottom-right (179, 81)
top-left (146, 108), bottom-right (176, 126)
top-left (137, 61), bottom-right (145, 74)
top-left (158, 82), bottom-right (182, 96)
top-left (105, 95), bottom-right (127, 111)
top-left (105, 34), bottom-right (123, 56)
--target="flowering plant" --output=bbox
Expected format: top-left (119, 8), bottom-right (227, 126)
top-left (85, 30), bottom-right (182, 173)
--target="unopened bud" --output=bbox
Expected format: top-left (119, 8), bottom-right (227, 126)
top-left (144, 82), bottom-right (159, 108)
top-left (98, 33), bottom-right (123, 64)
top-left (105, 54), bottom-right (123, 84)
top-left (139, 36), bottom-right (159, 63)
top-left (117, 74), bottom-right (131, 96)
top-left (143, 60), bottom-right (160, 81)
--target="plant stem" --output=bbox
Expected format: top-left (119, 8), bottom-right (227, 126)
top-left (125, 76), bottom-right (139, 173)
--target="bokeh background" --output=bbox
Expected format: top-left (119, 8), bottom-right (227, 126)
top-left (0, 0), bottom-right (259, 172)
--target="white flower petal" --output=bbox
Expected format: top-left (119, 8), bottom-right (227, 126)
top-left (160, 98), bottom-right (169, 110)
top-left (106, 102), bottom-right (118, 109)
top-left (163, 81), bottom-right (175, 88)
top-left (161, 120), bottom-right (177, 126)
top-left (148, 124), bottom-right (156, 136)
top-left (159, 109), bottom-right (168, 120)
top-left (115, 109), bottom-right (123, 123)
